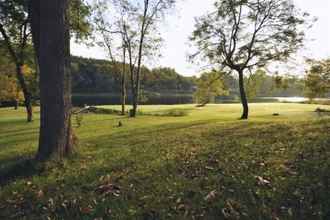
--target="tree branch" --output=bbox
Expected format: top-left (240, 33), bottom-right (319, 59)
top-left (0, 22), bottom-right (18, 64)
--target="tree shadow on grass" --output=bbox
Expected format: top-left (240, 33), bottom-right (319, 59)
top-left (0, 156), bottom-right (44, 186)
top-left (0, 127), bottom-right (38, 138)
top-left (275, 137), bottom-right (330, 220)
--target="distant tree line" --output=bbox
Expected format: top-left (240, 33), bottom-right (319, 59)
top-left (70, 56), bottom-right (309, 104)
top-left (71, 56), bottom-right (196, 94)
top-left (1, 53), bottom-right (317, 107)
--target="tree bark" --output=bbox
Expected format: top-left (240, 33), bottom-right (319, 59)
top-left (16, 64), bottom-right (33, 122)
top-left (121, 47), bottom-right (126, 115)
top-left (129, 68), bottom-right (138, 117)
top-left (31, 0), bottom-right (74, 160)
top-left (238, 70), bottom-right (249, 119)
top-left (132, 94), bottom-right (138, 117)
top-left (28, 0), bottom-right (40, 59)
top-left (14, 99), bottom-right (18, 110)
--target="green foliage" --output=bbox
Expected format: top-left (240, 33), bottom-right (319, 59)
top-left (190, 0), bottom-right (311, 118)
top-left (245, 69), bottom-right (267, 99)
top-left (143, 67), bottom-right (196, 92)
top-left (190, 0), bottom-right (310, 71)
top-left (0, 45), bottom-right (39, 98)
top-left (194, 71), bottom-right (228, 105)
top-left (87, 107), bottom-right (123, 115)
top-left (0, 0), bottom-right (29, 45)
top-left (69, 0), bottom-right (93, 41)
top-left (0, 0), bottom-right (32, 72)
top-left (0, 0), bottom-right (92, 44)
top-left (71, 56), bottom-right (196, 94)
top-left (305, 58), bottom-right (330, 100)
top-left (72, 93), bottom-right (194, 106)
top-left (0, 75), bottom-right (22, 102)
top-left (142, 108), bottom-right (191, 117)
top-left (0, 48), bottom-right (23, 103)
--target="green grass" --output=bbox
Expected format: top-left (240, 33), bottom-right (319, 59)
top-left (0, 103), bottom-right (330, 219)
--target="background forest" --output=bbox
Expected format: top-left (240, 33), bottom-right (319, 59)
top-left (1, 54), bottom-right (312, 107)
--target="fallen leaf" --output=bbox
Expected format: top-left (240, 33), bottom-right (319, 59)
top-left (95, 184), bottom-right (121, 197)
top-left (36, 190), bottom-right (44, 199)
top-left (256, 176), bottom-right (271, 186)
top-left (81, 206), bottom-right (93, 214)
top-left (204, 190), bottom-right (217, 202)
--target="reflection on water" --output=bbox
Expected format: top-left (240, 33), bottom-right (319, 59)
top-left (261, 97), bottom-right (330, 103)
top-left (272, 97), bottom-right (308, 103)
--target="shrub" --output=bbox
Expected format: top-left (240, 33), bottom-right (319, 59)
top-left (143, 109), bottom-right (190, 117)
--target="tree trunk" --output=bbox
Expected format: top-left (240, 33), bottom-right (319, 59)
top-left (129, 94), bottom-right (137, 117)
top-left (31, 0), bottom-right (74, 160)
top-left (16, 64), bottom-right (33, 122)
top-left (121, 47), bottom-right (126, 115)
top-left (14, 99), bottom-right (18, 110)
top-left (131, 73), bottom-right (142, 118)
top-left (238, 70), bottom-right (249, 119)
top-left (130, 71), bottom-right (137, 118)
top-left (129, 1), bottom-right (148, 118)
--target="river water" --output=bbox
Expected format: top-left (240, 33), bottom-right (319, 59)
top-left (260, 97), bottom-right (330, 103)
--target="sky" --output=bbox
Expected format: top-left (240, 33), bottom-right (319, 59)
top-left (71, 0), bottom-right (330, 76)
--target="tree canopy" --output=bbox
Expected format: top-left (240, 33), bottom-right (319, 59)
top-left (194, 71), bottom-right (228, 106)
top-left (305, 58), bottom-right (330, 100)
top-left (191, 0), bottom-right (311, 119)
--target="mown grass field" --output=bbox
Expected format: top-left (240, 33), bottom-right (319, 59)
top-left (0, 103), bottom-right (330, 220)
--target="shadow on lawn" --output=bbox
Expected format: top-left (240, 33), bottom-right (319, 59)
top-left (0, 156), bottom-right (43, 186)
top-left (275, 137), bottom-right (330, 220)
top-left (0, 119), bottom-right (329, 219)
top-left (79, 119), bottom-right (330, 219)
top-left (0, 127), bottom-right (38, 137)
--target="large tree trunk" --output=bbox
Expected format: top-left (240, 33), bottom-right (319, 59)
top-left (16, 64), bottom-right (33, 122)
top-left (31, 0), bottom-right (74, 160)
top-left (238, 70), bottom-right (249, 119)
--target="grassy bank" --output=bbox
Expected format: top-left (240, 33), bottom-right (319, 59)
top-left (0, 103), bottom-right (330, 219)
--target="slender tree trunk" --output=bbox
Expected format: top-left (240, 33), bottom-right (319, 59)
top-left (14, 99), bottom-right (18, 110)
top-left (31, 0), bottom-right (74, 160)
top-left (0, 20), bottom-right (32, 122)
top-left (130, 65), bottom-right (139, 117)
top-left (238, 69), bottom-right (249, 119)
top-left (129, 65), bottom-right (138, 117)
top-left (132, 60), bottom-right (141, 117)
top-left (121, 47), bottom-right (126, 115)
top-left (130, 0), bottom-right (149, 118)
top-left (16, 64), bottom-right (33, 122)
top-left (132, 93), bottom-right (138, 117)
top-left (129, 69), bottom-right (137, 117)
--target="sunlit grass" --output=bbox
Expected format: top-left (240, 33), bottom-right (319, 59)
top-left (0, 103), bottom-right (330, 219)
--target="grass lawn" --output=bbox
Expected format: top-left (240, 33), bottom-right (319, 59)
top-left (0, 103), bottom-right (330, 219)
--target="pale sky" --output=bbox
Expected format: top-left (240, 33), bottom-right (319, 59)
top-left (71, 0), bottom-right (330, 76)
